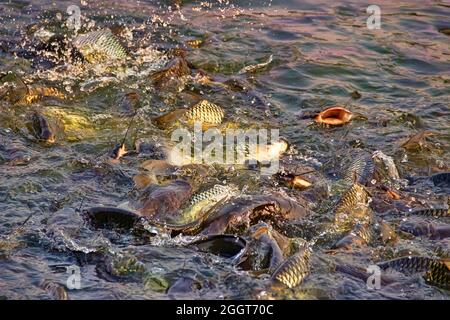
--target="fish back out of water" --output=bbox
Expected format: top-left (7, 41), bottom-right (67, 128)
top-left (424, 260), bottom-right (450, 289)
top-left (189, 184), bottom-right (235, 207)
top-left (73, 30), bottom-right (128, 63)
top-left (334, 183), bottom-right (371, 232)
top-left (185, 100), bottom-right (224, 125)
top-left (182, 184), bottom-right (238, 222)
top-left (0, 72), bottom-right (29, 104)
top-left (372, 150), bottom-right (401, 182)
top-left (31, 111), bottom-right (56, 143)
top-left (343, 152), bottom-right (375, 186)
top-left (270, 244), bottom-right (311, 289)
top-left (430, 172), bottom-right (450, 188)
top-left (377, 256), bottom-right (449, 288)
top-left (40, 280), bottom-right (69, 300)
top-left (408, 208), bottom-right (449, 218)
top-left (377, 256), bottom-right (444, 273)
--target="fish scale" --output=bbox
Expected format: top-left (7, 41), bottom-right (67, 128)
top-left (430, 172), bottom-right (450, 187)
top-left (185, 100), bottom-right (224, 125)
top-left (377, 256), bottom-right (450, 288)
top-left (334, 183), bottom-right (371, 232)
top-left (73, 30), bottom-right (128, 63)
top-left (189, 184), bottom-right (232, 207)
top-left (378, 256), bottom-right (445, 273)
top-left (408, 208), bottom-right (449, 218)
top-left (270, 246), bottom-right (311, 288)
top-left (343, 152), bottom-right (375, 186)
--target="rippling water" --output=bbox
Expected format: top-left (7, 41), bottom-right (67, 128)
top-left (0, 0), bottom-right (449, 300)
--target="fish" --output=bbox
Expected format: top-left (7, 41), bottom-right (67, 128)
top-left (73, 30), bottom-right (128, 63)
top-left (430, 172), bottom-right (450, 188)
top-left (399, 220), bottom-right (450, 240)
top-left (334, 183), bottom-right (371, 233)
top-left (182, 184), bottom-right (238, 223)
top-left (372, 150), bottom-right (401, 182)
top-left (378, 220), bottom-right (398, 245)
top-left (342, 152), bottom-right (375, 186)
top-left (315, 106), bottom-right (353, 126)
top-left (184, 100), bottom-right (225, 125)
top-left (153, 100), bottom-right (224, 129)
top-left (377, 256), bottom-right (449, 289)
top-left (401, 130), bottom-right (435, 150)
top-left (270, 244), bottom-right (311, 289)
top-left (0, 72), bottom-right (29, 104)
top-left (30, 111), bottom-right (56, 143)
top-left (39, 280), bottom-right (69, 300)
top-left (150, 56), bottom-right (191, 88)
top-left (245, 222), bottom-right (287, 273)
top-left (238, 55), bottom-right (273, 74)
top-left (333, 223), bottom-right (375, 250)
top-left (407, 208), bottom-right (449, 218)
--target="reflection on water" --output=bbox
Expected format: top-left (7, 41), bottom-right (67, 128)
top-left (0, 0), bottom-right (449, 299)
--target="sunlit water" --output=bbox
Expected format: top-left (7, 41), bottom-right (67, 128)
top-left (0, 0), bottom-right (449, 300)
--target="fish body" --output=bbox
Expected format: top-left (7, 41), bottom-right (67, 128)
top-left (182, 184), bottom-right (238, 222)
top-left (31, 111), bottom-right (56, 143)
top-left (372, 150), bottom-right (401, 182)
top-left (334, 183), bottom-right (371, 232)
top-left (408, 208), bottom-right (449, 218)
top-left (270, 245), bottom-right (311, 289)
top-left (185, 100), bottom-right (225, 125)
top-left (430, 172), bottom-right (450, 188)
top-left (343, 152), bottom-right (375, 186)
top-left (238, 55), bottom-right (273, 74)
top-left (377, 256), bottom-right (449, 289)
top-left (73, 30), bottom-right (128, 63)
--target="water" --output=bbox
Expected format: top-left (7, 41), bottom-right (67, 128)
top-left (0, 0), bottom-right (449, 300)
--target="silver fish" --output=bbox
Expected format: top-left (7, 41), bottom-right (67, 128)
top-left (73, 30), bottom-right (128, 63)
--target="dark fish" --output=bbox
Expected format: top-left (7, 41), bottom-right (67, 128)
top-left (73, 30), bottom-right (128, 63)
top-left (83, 207), bottom-right (143, 230)
top-left (270, 245), bottom-right (311, 289)
top-left (342, 152), bottom-right (375, 186)
top-left (408, 208), bottom-right (449, 218)
top-left (190, 234), bottom-right (247, 262)
top-left (0, 72), bottom-right (29, 104)
top-left (31, 111), bottom-right (56, 143)
top-left (200, 194), bottom-right (310, 235)
top-left (241, 222), bottom-right (286, 272)
top-left (137, 180), bottom-right (193, 218)
top-left (167, 276), bottom-right (201, 299)
top-left (332, 223), bottom-right (374, 250)
top-left (377, 256), bottom-right (449, 289)
top-left (378, 220), bottom-right (398, 245)
top-left (430, 172), bottom-right (450, 188)
top-left (335, 264), bottom-right (396, 286)
top-left (150, 56), bottom-right (191, 87)
top-left (399, 220), bottom-right (450, 240)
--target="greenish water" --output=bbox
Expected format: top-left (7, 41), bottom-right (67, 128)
top-left (0, 0), bottom-right (449, 300)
